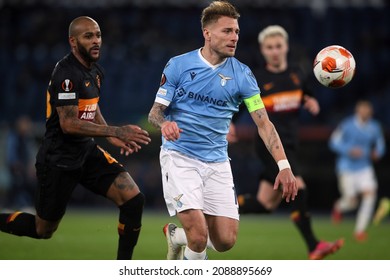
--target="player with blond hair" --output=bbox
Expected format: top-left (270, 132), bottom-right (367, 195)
top-left (234, 25), bottom-right (344, 260)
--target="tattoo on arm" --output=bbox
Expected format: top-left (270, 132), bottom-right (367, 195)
top-left (93, 105), bottom-right (107, 126)
top-left (148, 102), bottom-right (167, 128)
top-left (265, 125), bottom-right (281, 156)
top-left (57, 105), bottom-right (80, 129)
top-left (57, 105), bottom-right (117, 137)
top-left (254, 109), bottom-right (281, 158)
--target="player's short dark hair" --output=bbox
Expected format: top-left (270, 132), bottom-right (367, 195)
top-left (201, 1), bottom-right (240, 29)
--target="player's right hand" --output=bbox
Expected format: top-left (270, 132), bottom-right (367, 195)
top-left (160, 121), bottom-right (183, 141)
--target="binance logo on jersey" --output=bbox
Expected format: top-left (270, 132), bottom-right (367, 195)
top-left (176, 87), bottom-right (186, 97)
top-left (175, 87), bottom-right (228, 107)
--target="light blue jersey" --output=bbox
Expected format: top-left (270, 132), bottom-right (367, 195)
top-left (329, 116), bottom-right (386, 172)
top-left (154, 48), bottom-right (260, 162)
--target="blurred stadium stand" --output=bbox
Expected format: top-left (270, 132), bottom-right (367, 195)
top-left (0, 0), bottom-right (389, 210)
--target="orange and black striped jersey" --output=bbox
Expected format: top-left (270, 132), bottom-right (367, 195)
top-left (36, 53), bottom-right (104, 169)
top-left (255, 65), bottom-right (311, 149)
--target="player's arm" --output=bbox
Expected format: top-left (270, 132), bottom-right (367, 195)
top-left (297, 67), bottom-right (320, 116)
top-left (148, 102), bottom-right (183, 141)
top-left (329, 124), bottom-right (352, 157)
top-left (372, 124), bottom-right (386, 161)
top-left (93, 104), bottom-right (143, 155)
top-left (245, 94), bottom-right (297, 202)
top-left (57, 105), bottom-right (150, 152)
top-left (303, 95), bottom-right (320, 115)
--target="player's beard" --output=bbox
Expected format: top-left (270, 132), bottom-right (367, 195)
top-left (77, 40), bottom-right (100, 64)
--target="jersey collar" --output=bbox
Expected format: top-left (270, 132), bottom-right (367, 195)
top-left (198, 48), bottom-right (227, 70)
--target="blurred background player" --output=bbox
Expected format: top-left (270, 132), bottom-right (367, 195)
top-left (148, 2), bottom-right (297, 260)
top-left (0, 16), bottom-right (151, 259)
top-left (329, 100), bottom-right (386, 241)
top-left (232, 25), bottom-right (343, 259)
top-left (5, 115), bottom-right (37, 211)
top-left (373, 197), bottom-right (390, 226)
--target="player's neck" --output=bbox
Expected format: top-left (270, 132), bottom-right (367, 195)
top-left (200, 47), bottom-right (226, 66)
top-left (356, 115), bottom-right (370, 125)
top-left (266, 62), bottom-right (287, 73)
top-left (72, 50), bottom-right (93, 69)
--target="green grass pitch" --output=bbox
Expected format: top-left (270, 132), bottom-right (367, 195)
top-left (0, 209), bottom-right (389, 260)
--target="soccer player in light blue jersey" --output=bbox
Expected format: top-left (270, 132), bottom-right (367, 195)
top-left (148, 1), bottom-right (297, 260)
top-left (329, 100), bottom-right (386, 241)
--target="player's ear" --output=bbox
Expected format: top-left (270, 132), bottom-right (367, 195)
top-left (259, 44), bottom-right (265, 56)
top-left (69, 36), bottom-right (76, 48)
top-left (203, 28), bottom-right (211, 41)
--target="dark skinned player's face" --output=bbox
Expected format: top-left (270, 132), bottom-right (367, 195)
top-left (74, 21), bottom-right (102, 64)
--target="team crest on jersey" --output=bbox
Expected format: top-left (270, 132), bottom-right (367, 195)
top-left (174, 194), bottom-right (184, 208)
top-left (290, 73), bottom-right (300, 86)
top-left (218, 74), bottom-right (232, 87)
top-left (96, 75), bottom-right (101, 88)
top-left (263, 82), bottom-right (274, 91)
top-left (61, 79), bottom-right (73, 92)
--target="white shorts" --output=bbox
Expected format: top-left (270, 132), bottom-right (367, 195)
top-left (159, 148), bottom-right (239, 220)
top-left (338, 167), bottom-right (378, 198)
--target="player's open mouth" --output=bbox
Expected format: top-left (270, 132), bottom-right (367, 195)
top-left (90, 48), bottom-right (100, 55)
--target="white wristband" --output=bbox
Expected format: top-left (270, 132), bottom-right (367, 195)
top-left (277, 159), bottom-right (291, 171)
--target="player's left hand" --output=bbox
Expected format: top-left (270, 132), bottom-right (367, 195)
top-left (274, 169), bottom-right (297, 203)
top-left (303, 95), bottom-right (320, 115)
top-left (227, 123), bottom-right (238, 143)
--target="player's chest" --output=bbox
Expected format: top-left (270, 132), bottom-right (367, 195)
top-left (175, 68), bottom-right (238, 101)
top-left (78, 72), bottom-right (101, 99)
top-left (348, 125), bottom-right (376, 144)
top-left (260, 72), bottom-right (302, 96)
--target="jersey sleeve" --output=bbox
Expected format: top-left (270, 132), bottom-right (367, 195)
top-left (154, 58), bottom-right (179, 106)
top-left (373, 122), bottom-right (386, 158)
top-left (295, 65), bottom-right (315, 98)
top-left (50, 64), bottom-right (81, 107)
top-left (329, 120), bottom-right (350, 156)
top-left (240, 66), bottom-right (264, 112)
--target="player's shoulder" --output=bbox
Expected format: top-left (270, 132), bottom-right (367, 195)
top-left (369, 118), bottom-right (383, 130)
top-left (286, 63), bottom-right (306, 77)
top-left (163, 49), bottom-right (197, 73)
top-left (229, 56), bottom-right (251, 70)
top-left (343, 115), bottom-right (355, 125)
top-left (93, 62), bottom-right (105, 79)
top-left (170, 49), bottom-right (198, 63)
top-left (51, 53), bottom-right (81, 80)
